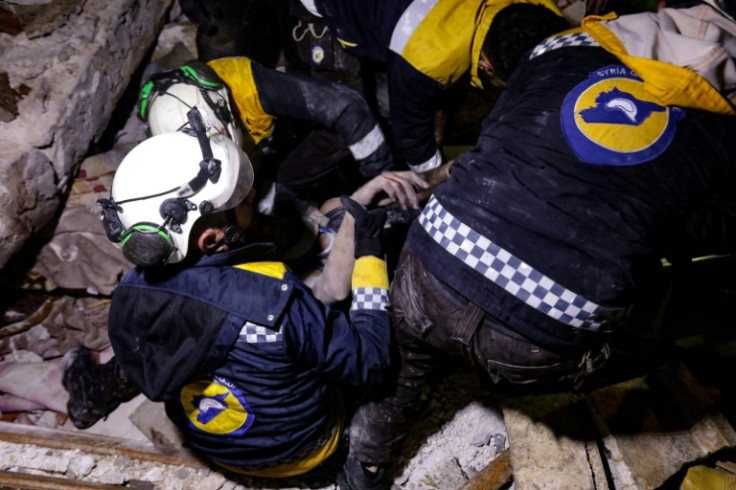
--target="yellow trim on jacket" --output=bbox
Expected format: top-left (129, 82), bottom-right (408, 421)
top-left (234, 261), bottom-right (289, 279)
top-left (214, 396), bottom-right (345, 477)
top-left (207, 57), bottom-right (276, 144)
top-left (582, 14), bottom-right (736, 115)
top-left (398, 0), bottom-right (562, 89)
top-left (351, 256), bottom-right (389, 290)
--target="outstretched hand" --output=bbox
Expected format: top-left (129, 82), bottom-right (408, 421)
top-left (350, 171), bottom-right (430, 210)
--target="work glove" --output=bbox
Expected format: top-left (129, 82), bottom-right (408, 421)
top-left (340, 195), bottom-right (386, 259)
top-left (178, 0), bottom-right (222, 36)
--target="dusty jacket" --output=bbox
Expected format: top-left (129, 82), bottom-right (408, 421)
top-left (310, 0), bottom-right (563, 172)
top-left (108, 245), bottom-right (391, 476)
top-left (409, 5), bottom-right (736, 354)
top-left (208, 57), bottom-right (393, 178)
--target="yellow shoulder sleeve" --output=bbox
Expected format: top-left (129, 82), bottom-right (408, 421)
top-left (207, 57), bottom-right (276, 143)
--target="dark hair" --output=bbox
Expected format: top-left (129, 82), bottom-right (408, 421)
top-left (481, 3), bottom-right (570, 81)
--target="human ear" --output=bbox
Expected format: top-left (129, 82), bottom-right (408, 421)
top-left (198, 227), bottom-right (225, 252)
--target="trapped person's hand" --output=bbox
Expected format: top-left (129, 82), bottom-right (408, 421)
top-left (350, 171), bottom-right (429, 210)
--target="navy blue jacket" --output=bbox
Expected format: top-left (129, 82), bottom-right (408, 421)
top-left (312, 0), bottom-right (476, 172)
top-left (409, 35), bottom-right (736, 354)
top-left (108, 245), bottom-right (390, 470)
top-left (209, 57), bottom-right (393, 179)
top-left (311, 0), bottom-right (565, 172)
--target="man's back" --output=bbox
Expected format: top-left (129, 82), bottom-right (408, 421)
top-left (409, 24), bottom-right (736, 351)
top-left (108, 246), bottom-right (391, 473)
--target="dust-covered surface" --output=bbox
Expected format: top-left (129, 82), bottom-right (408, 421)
top-left (0, 366), bottom-right (508, 490)
top-left (3, 1), bottom-right (736, 489)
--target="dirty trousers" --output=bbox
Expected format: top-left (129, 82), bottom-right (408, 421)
top-left (348, 247), bottom-right (590, 465)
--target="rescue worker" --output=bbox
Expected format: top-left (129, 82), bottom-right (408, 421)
top-left (82, 113), bottom-right (403, 477)
top-left (62, 107), bottom-right (428, 438)
top-left (338, 3), bottom-right (736, 488)
top-left (139, 57), bottom-right (394, 204)
top-left (298, 0), bottom-right (570, 174)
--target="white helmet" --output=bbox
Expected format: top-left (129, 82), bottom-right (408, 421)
top-left (100, 127), bottom-right (254, 267)
top-left (139, 61), bottom-right (244, 148)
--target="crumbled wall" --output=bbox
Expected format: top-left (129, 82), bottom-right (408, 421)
top-left (0, 0), bottom-right (174, 270)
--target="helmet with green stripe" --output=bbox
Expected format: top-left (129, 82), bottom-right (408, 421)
top-left (99, 108), bottom-right (254, 267)
top-left (138, 60), bottom-right (243, 148)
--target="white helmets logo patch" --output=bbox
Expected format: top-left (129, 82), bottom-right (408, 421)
top-left (311, 45), bottom-right (325, 65)
top-left (561, 64), bottom-right (685, 166)
top-left (179, 376), bottom-right (254, 436)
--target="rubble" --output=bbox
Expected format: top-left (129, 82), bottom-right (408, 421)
top-left (0, 1), bottom-right (735, 489)
top-left (0, 0), bottom-right (173, 270)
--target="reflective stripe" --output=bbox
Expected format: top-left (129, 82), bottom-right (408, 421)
top-left (529, 31), bottom-right (598, 60)
top-left (419, 196), bottom-right (623, 331)
top-left (409, 150), bottom-right (442, 173)
top-left (240, 321), bottom-right (282, 343)
top-left (351, 287), bottom-right (389, 311)
top-left (389, 0), bottom-right (441, 55)
top-left (349, 124), bottom-right (386, 160)
top-left (298, 0), bottom-right (321, 17)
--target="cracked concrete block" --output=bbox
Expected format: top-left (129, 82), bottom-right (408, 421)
top-left (587, 362), bottom-right (736, 489)
top-left (2, 0), bottom-right (86, 40)
top-left (418, 448), bottom-right (467, 489)
top-left (0, 0), bottom-right (174, 270)
top-left (503, 392), bottom-right (602, 490)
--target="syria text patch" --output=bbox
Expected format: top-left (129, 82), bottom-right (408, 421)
top-left (561, 64), bottom-right (685, 166)
top-left (179, 376), bottom-right (254, 436)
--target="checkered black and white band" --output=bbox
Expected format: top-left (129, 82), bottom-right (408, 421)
top-left (351, 287), bottom-right (389, 311)
top-left (419, 196), bottom-right (621, 331)
top-left (530, 31), bottom-right (599, 60)
top-left (241, 321), bottom-right (282, 343)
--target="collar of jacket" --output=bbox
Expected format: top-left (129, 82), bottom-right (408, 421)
top-left (470, 0), bottom-right (563, 88)
top-left (581, 8), bottom-right (736, 114)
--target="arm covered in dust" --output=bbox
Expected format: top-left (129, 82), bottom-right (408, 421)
top-left (308, 171), bottom-right (429, 305)
top-left (254, 64), bottom-right (394, 178)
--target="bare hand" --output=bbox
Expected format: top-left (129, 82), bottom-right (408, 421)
top-left (350, 171), bottom-right (430, 210)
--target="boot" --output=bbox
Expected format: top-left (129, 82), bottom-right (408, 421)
top-left (61, 346), bottom-right (140, 429)
top-left (336, 454), bottom-right (389, 490)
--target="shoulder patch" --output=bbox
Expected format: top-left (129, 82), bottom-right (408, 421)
top-left (179, 376), bottom-right (254, 436)
top-left (311, 45), bottom-right (325, 65)
top-left (561, 64), bottom-right (685, 166)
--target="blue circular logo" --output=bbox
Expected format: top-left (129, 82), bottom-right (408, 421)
top-left (311, 45), bottom-right (325, 65)
top-left (561, 64), bottom-right (685, 166)
top-left (179, 376), bottom-right (254, 436)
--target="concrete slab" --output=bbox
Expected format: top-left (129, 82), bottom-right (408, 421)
top-left (503, 391), bottom-right (604, 489)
